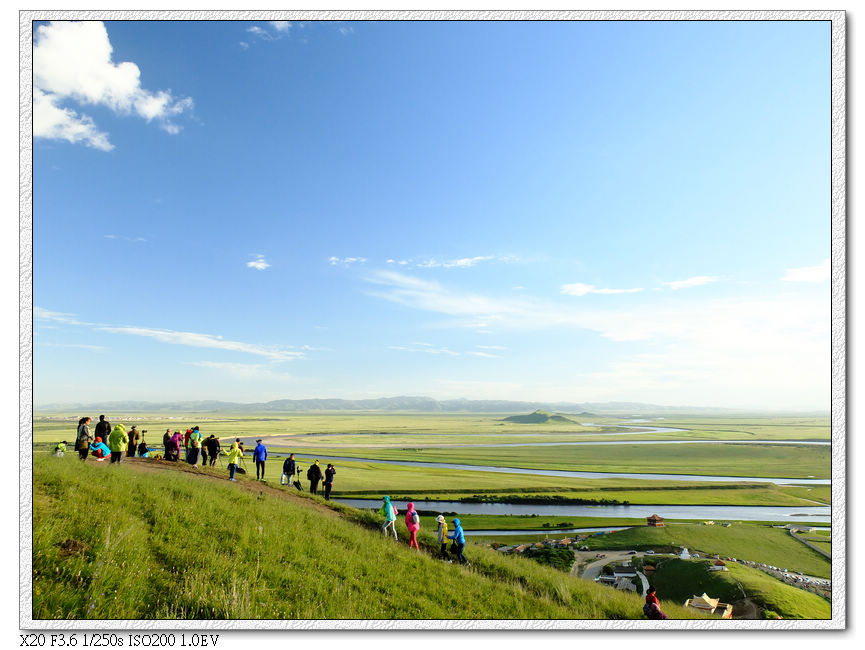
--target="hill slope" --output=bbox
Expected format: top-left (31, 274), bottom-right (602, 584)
top-left (32, 455), bottom-right (706, 621)
top-left (502, 410), bottom-right (578, 424)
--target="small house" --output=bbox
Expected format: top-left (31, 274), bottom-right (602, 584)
top-left (613, 565), bottom-right (637, 579)
top-left (646, 514), bottom-right (665, 527)
top-left (708, 560), bottom-right (728, 572)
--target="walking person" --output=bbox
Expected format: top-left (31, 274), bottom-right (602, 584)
top-left (226, 440), bottom-right (244, 482)
top-left (94, 415), bottom-right (111, 446)
top-left (127, 426), bottom-right (141, 458)
top-left (379, 496), bottom-right (399, 540)
top-left (307, 459), bottom-right (323, 494)
top-left (323, 463), bottom-right (336, 500)
top-left (448, 518), bottom-right (468, 565)
top-left (405, 502), bottom-right (420, 550)
top-left (107, 424), bottom-right (128, 464)
top-left (75, 417), bottom-right (92, 461)
top-left (253, 439), bottom-right (268, 481)
top-left (435, 515), bottom-right (450, 560)
top-left (643, 586), bottom-right (668, 620)
top-left (281, 453), bottom-right (296, 486)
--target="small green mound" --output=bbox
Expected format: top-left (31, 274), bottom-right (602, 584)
top-left (502, 410), bottom-right (576, 424)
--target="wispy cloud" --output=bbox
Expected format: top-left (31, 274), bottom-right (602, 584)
top-left (247, 254), bottom-right (270, 270)
top-left (387, 343), bottom-right (500, 358)
top-left (245, 22), bottom-right (292, 44)
top-left (465, 351), bottom-right (501, 358)
top-left (663, 276), bottom-right (719, 290)
top-left (37, 342), bottom-right (109, 352)
top-left (561, 283), bottom-right (644, 296)
top-left (34, 21), bottom-right (193, 150)
top-left (95, 326), bottom-right (303, 362)
top-left (338, 25), bottom-right (355, 36)
top-left (417, 256), bottom-right (494, 269)
top-left (104, 234), bottom-right (147, 242)
top-left (186, 361), bottom-right (293, 379)
top-left (35, 307), bottom-right (91, 326)
top-left (477, 345), bottom-right (508, 351)
top-left (783, 259), bottom-right (830, 283)
top-left (329, 256), bottom-right (367, 266)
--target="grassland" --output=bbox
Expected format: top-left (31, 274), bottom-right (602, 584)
top-left (573, 523), bottom-right (830, 578)
top-left (32, 454), bottom-right (710, 620)
top-left (292, 443), bottom-right (830, 479)
top-left (32, 412), bottom-right (831, 446)
top-left (644, 557), bottom-right (830, 619)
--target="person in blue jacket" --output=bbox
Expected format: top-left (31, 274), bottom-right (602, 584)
top-left (253, 439), bottom-right (268, 481)
top-left (447, 518), bottom-right (469, 565)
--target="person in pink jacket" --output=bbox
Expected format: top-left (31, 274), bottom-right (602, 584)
top-left (405, 502), bottom-right (420, 550)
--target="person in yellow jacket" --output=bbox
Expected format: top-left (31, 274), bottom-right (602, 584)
top-left (107, 424), bottom-right (129, 464)
top-left (226, 439), bottom-right (244, 482)
top-left (435, 515), bottom-right (450, 560)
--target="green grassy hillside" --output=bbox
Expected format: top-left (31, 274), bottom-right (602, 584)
top-left (644, 558), bottom-right (830, 620)
top-left (578, 524), bottom-right (830, 578)
top-left (32, 455), bottom-right (707, 621)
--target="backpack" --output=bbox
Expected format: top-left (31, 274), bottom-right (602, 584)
top-left (411, 511), bottom-right (419, 526)
top-left (307, 466), bottom-right (314, 480)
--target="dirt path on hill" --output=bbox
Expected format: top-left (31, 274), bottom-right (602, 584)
top-left (117, 456), bottom-right (340, 518)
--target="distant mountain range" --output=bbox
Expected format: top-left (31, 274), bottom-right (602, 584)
top-left (34, 395), bottom-right (742, 414)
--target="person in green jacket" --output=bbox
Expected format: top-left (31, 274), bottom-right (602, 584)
top-left (107, 424), bottom-right (129, 464)
top-left (379, 496), bottom-right (399, 540)
top-left (53, 441), bottom-right (67, 457)
top-left (226, 439), bottom-right (244, 481)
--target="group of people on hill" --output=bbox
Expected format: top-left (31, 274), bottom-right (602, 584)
top-left (378, 496), bottom-right (470, 565)
top-left (65, 417), bottom-right (339, 497)
top-left (72, 415), bottom-right (145, 463)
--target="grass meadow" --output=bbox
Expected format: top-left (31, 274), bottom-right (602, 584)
top-left (33, 453), bottom-right (709, 620)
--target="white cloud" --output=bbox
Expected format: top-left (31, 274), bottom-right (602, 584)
top-left (329, 256), bottom-right (367, 266)
top-left (104, 234), bottom-right (147, 243)
top-left (37, 342), bottom-right (109, 352)
top-left (477, 345), bottom-right (508, 351)
top-left (270, 21), bottom-right (292, 33)
top-left (466, 351), bottom-right (501, 358)
top-left (34, 307), bottom-right (91, 326)
top-left (247, 254), bottom-right (270, 270)
top-left (186, 361), bottom-right (292, 380)
top-left (94, 326), bottom-right (304, 362)
top-left (246, 22), bottom-right (291, 42)
top-left (417, 256), bottom-right (494, 269)
top-left (561, 283), bottom-right (644, 296)
top-left (663, 276), bottom-right (719, 290)
top-left (338, 26), bottom-right (355, 35)
top-left (783, 259), bottom-right (830, 283)
top-left (33, 21), bottom-right (193, 149)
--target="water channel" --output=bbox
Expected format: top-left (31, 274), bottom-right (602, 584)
top-left (334, 498), bottom-right (831, 523)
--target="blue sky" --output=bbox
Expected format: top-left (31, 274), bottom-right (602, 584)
top-left (32, 19), bottom-right (831, 410)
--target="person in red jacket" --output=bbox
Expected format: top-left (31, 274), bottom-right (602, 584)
top-left (643, 586), bottom-right (668, 620)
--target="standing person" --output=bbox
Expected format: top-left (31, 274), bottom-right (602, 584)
top-left (448, 518), bottom-right (468, 565)
top-left (107, 424), bottom-right (128, 464)
top-left (127, 426), bottom-right (141, 458)
top-left (94, 415), bottom-right (111, 446)
top-left (435, 515), bottom-right (450, 560)
top-left (323, 463), bottom-right (336, 500)
top-left (281, 453), bottom-right (296, 486)
top-left (204, 435), bottom-right (221, 467)
top-left (405, 502), bottom-right (420, 550)
top-left (307, 459), bottom-right (323, 494)
top-left (75, 417), bottom-right (92, 461)
top-left (162, 429), bottom-right (171, 459)
top-left (253, 439), bottom-right (268, 481)
top-left (187, 427), bottom-right (202, 465)
top-left (226, 440), bottom-right (244, 482)
top-left (379, 496), bottom-right (398, 540)
top-left (643, 586), bottom-right (668, 620)
top-left (184, 428), bottom-right (192, 457)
